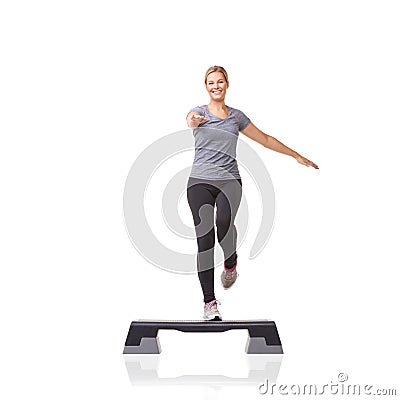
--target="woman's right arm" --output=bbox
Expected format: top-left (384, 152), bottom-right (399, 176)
top-left (186, 112), bottom-right (207, 128)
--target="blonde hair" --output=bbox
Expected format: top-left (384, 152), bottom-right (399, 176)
top-left (204, 66), bottom-right (229, 86)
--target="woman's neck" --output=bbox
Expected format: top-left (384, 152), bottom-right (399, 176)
top-left (208, 100), bottom-right (227, 112)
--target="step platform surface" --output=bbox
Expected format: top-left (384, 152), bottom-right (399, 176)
top-left (123, 319), bottom-right (283, 354)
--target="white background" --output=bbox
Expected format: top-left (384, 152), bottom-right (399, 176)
top-left (1, 0), bottom-right (399, 399)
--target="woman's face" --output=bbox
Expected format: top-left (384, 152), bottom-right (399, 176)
top-left (205, 72), bottom-right (228, 101)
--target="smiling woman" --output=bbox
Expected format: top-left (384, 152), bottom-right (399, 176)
top-left (204, 65), bottom-right (230, 114)
top-left (186, 65), bottom-right (318, 321)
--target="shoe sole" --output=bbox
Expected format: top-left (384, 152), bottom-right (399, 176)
top-left (203, 315), bottom-right (222, 321)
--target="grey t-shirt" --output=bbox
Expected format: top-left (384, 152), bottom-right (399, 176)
top-left (188, 105), bottom-right (251, 180)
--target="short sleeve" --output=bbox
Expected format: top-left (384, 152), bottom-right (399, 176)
top-left (233, 109), bottom-right (251, 131)
top-left (187, 105), bottom-right (206, 118)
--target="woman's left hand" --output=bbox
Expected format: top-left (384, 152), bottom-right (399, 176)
top-left (294, 154), bottom-right (319, 169)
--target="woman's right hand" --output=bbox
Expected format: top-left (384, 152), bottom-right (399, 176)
top-left (187, 113), bottom-right (207, 128)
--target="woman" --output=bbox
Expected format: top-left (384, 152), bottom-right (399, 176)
top-left (186, 66), bottom-right (318, 321)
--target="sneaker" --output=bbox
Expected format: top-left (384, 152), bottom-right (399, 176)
top-left (221, 262), bottom-right (238, 289)
top-left (203, 299), bottom-right (222, 321)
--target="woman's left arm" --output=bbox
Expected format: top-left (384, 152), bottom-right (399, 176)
top-left (241, 122), bottom-right (319, 169)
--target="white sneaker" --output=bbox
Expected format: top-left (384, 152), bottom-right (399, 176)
top-left (221, 264), bottom-right (238, 289)
top-left (203, 299), bottom-right (222, 321)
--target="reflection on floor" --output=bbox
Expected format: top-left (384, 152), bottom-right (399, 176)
top-left (124, 354), bottom-right (283, 387)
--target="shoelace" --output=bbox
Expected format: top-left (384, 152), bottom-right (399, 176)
top-left (224, 268), bottom-right (237, 280)
top-left (204, 299), bottom-right (221, 309)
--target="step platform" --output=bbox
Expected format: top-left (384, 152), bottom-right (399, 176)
top-left (123, 319), bottom-right (283, 354)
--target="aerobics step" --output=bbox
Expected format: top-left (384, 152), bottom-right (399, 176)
top-left (123, 319), bottom-right (283, 354)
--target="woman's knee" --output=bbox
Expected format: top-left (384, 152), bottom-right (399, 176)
top-left (216, 214), bottom-right (232, 232)
top-left (197, 229), bottom-right (215, 250)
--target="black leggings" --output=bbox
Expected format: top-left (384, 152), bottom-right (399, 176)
top-left (186, 177), bottom-right (242, 303)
